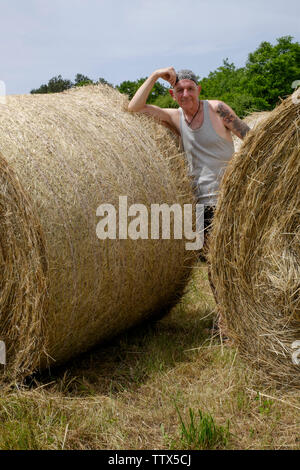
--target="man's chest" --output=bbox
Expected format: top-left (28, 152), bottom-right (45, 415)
top-left (180, 102), bottom-right (232, 143)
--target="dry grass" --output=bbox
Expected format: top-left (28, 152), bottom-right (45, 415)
top-left (0, 86), bottom-right (299, 449)
top-left (0, 263), bottom-right (299, 450)
top-left (209, 91), bottom-right (300, 387)
top-left (0, 84), bottom-right (197, 378)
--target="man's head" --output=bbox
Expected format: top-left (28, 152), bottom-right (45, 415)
top-left (175, 69), bottom-right (198, 85)
top-left (169, 69), bottom-right (201, 109)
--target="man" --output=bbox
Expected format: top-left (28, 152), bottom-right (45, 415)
top-left (128, 67), bottom-right (250, 254)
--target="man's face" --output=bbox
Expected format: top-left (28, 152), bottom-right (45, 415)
top-left (171, 79), bottom-right (201, 108)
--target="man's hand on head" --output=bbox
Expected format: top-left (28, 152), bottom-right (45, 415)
top-left (128, 67), bottom-right (177, 113)
top-left (127, 67), bottom-right (180, 135)
top-left (217, 102), bottom-right (250, 140)
top-left (155, 67), bottom-right (177, 87)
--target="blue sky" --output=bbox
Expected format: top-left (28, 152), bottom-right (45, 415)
top-left (1, 0), bottom-right (300, 95)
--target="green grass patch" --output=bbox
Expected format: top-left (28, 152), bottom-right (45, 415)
top-left (172, 405), bottom-right (231, 450)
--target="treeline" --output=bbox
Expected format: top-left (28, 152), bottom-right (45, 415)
top-left (30, 73), bottom-right (113, 94)
top-left (31, 36), bottom-right (300, 117)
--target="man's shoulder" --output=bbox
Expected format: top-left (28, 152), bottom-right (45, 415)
top-left (205, 100), bottom-right (223, 112)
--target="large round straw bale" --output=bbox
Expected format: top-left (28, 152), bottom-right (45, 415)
top-left (209, 91), bottom-right (300, 387)
top-left (0, 84), bottom-right (197, 378)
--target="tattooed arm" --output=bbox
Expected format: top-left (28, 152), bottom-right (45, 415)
top-left (216, 101), bottom-right (250, 139)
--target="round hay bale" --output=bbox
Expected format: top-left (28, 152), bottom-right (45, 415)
top-left (209, 90), bottom-right (300, 388)
top-left (233, 111), bottom-right (271, 152)
top-left (0, 84), bottom-right (197, 378)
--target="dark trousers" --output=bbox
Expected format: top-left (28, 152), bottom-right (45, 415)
top-left (199, 206), bottom-right (219, 306)
top-left (199, 206), bottom-right (215, 261)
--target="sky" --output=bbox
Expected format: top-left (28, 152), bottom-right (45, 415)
top-left (1, 0), bottom-right (300, 95)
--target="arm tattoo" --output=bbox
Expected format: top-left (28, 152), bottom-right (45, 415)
top-left (217, 103), bottom-right (250, 138)
top-left (232, 118), bottom-right (250, 138)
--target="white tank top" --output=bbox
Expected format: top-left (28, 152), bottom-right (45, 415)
top-left (179, 100), bottom-right (234, 206)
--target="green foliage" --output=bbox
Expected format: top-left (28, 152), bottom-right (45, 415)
top-left (31, 84), bottom-right (49, 94)
top-left (200, 59), bottom-right (268, 116)
top-left (0, 396), bottom-right (67, 449)
top-left (174, 405), bottom-right (231, 450)
top-left (117, 78), bottom-right (169, 104)
top-left (116, 37), bottom-right (299, 116)
top-left (200, 58), bottom-right (241, 98)
top-left (96, 77), bottom-right (114, 87)
top-left (196, 36), bottom-right (300, 116)
top-left (31, 75), bottom-right (73, 94)
top-left (152, 93), bottom-right (179, 108)
top-left (244, 35), bottom-right (300, 107)
top-left (116, 80), bottom-right (137, 99)
top-left (30, 37), bottom-right (300, 117)
top-left (254, 392), bottom-right (274, 416)
top-left (31, 74), bottom-right (114, 94)
top-left (74, 73), bottom-right (93, 87)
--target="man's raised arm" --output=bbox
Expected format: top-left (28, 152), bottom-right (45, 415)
top-left (127, 67), bottom-right (179, 134)
top-left (128, 67), bottom-right (176, 112)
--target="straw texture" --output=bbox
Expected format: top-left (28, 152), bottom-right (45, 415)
top-left (0, 84), bottom-right (197, 378)
top-left (209, 90), bottom-right (300, 387)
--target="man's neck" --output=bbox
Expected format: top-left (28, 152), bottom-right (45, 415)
top-left (182, 100), bottom-right (202, 122)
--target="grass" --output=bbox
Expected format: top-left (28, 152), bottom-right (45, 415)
top-left (173, 406), bottom-right (231, 450)
top-left (0, 261), bottom-right (299, 450)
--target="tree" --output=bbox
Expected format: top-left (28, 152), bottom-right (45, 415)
top-left (153, 93), bottom-right (178, 108)
top-left (74, 73), bottom-right (93, 87)
top-left (30, 83), bottom-right (49, 94)
top-left (29, 37), bottom-right (299, 114)
top-left (31, 75), bottom-right (73, 94)
top-left (199, 59), bottom-right (266, 116)
top-left (96, 77), bottom-right (114, 87)
top-left (243, 36), bottom-right (300, 108)
top-left (198, 37), bottom-right (300, 115)
top-left (117, 78), bottom-right (169, 103)
top-left (30, 73), bottom-right (116, 94)
top-left (200, 59), bottom-right (240, 98)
